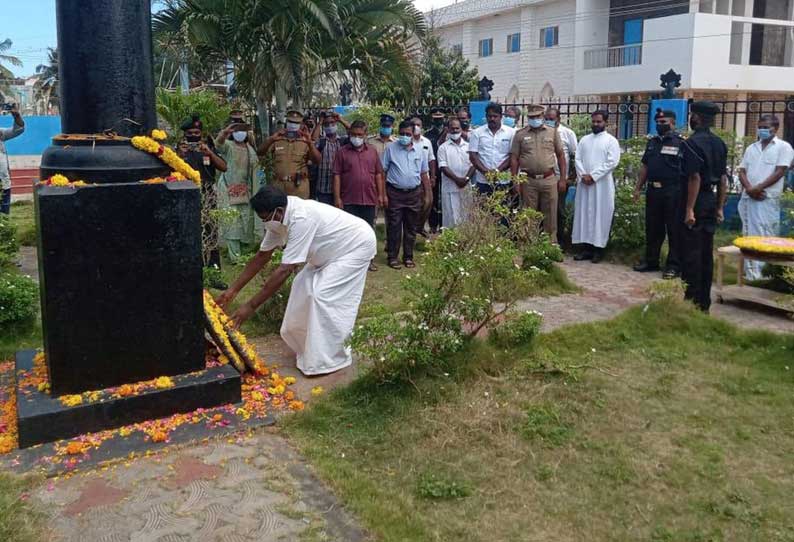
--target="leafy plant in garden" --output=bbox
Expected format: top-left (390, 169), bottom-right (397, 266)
top-left (522, 233), bottom-right (563, 271)
top-left (343, 104), bottom-right (403, 136)
top-left (0, 272), bottom-right (38, 325)
top-left (489, 310), bottom-right (543, 348)
top-left (350, 191), bottom-right (547, 383)
top-left (251, 249), bottom-right (295, 333)
top-left (610, 181), bottom-right (646, 252)
top-left (156, 88), bottom-right (232, 145)
top-left (0, 214), bottom-right (19, 268)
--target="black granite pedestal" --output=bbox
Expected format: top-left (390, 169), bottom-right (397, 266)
top-left (36, 181), bottom-right (205, 395)
top-left (15, 350), bottom-right (241, 448)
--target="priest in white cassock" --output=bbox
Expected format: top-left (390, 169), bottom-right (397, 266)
top-left (217, 185), bottom-right (376, 376)
top-left (572, 110), bottom-right (622, 263)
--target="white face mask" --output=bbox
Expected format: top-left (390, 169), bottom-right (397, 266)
top-left (413, 125), bottom-right (422, 136)
top-left (350, 136), bottom-right (364, 147)
top-left (286, 121), bottom-right (301, 133)
top-left (449, 132), bottom-right (462, 141)
top-left (232, 131), bottom-right (247, 142)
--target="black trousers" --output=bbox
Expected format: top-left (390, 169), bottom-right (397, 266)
top-left (680, 191), bottom-right (717, 312)
top-left (386, 185), bottom-right (421, 262)
top-left (428, 170), bottom-right (442, 231)
top-left (344, 204), bottom-right (376, 228)
top-left (645, 186), bottom-right (681, 271)
top-left (557, 185), bottom-right (570, 248)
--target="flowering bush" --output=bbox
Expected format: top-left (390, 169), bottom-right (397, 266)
top-left (488, 310), bottom-right (543, 348)
top-left (350, 191), bottom-right (548, 383)
top-left (0, 214), bottom-right (19, 268)
top-left (0, 272), bottom-right (38, 325)
top-left (522, 233), bottom-right (563, 271)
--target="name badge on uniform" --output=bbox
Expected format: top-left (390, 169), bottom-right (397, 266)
top-left (660, 146), bottom-right (679, 156)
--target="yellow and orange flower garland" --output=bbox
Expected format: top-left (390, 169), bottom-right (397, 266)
top-left (39, 174), bottom-right (88, 188)
top-left (733, 236), bottom-right (794, 257)
top-left (141, 171), bottom-right (188, 184)
top-left (202, 290), bottom-right (269, 375)
top-left (131, 135), bottom-right (201, 186)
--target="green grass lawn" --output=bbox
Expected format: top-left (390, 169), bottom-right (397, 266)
top-left (285, 299), bottom-right (794, 542)
top-left (0, 473), bottom-right (45, 542)
top-left (8, 201), bottom-right (36, 247)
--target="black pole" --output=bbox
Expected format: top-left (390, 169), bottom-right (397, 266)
top-left (56, 0), bottom-right (156, 136)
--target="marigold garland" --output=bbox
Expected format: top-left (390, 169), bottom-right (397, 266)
top-left (151, 129), bottom-right (168, 141)
top-left (203, 291), bottom-right (246, 372)
top-left (203, 290), bottom-right (268, 374)
top-left (39, 174), bottom-right (88, 188)
top-left (141, 171), bottom-right (188, 185)
top-left (733, 236), bottom-right (794, 257)
top-left (131, 135), bottom-right (201, 186)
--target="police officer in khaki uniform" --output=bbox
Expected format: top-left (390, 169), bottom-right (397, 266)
top-left (510, 104), bottom-right (567, 243)
top-left (367, 114), bottom-right (396, 159)
top-left (258, 110), bottom-right (321, 199)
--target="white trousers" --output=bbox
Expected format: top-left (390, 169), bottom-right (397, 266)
top-left (738, 196), bottom-right (780, 280)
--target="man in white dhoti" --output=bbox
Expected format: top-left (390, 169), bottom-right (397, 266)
top-left (217, 186), bottom-right (376, 376)
top-left (572, 110), bottom-right (621, 263)
top-left (437, 119), bottom-right (475, 228)
top-left (737, 114), bottom-right (794, 280)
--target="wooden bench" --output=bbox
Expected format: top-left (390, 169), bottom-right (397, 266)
top-left (715, 245), bottom-right (794, 313)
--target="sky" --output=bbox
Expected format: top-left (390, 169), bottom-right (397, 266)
top-left (2, 0), bottom-right (458, 78)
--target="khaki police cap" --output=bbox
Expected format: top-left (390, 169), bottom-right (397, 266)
top-left (526, 104), bottom-right (546, 117)
top-left (286, 110), bottom-right (304, 123)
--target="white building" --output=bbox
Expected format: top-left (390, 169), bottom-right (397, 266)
top-left (430, 0), bottom-right (794, 111)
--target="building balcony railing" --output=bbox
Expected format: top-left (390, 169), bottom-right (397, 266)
top-left (584, 44), bottom-right (643, 70)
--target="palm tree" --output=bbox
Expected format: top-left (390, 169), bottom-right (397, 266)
top-left (34, 48), bottom-right (59, 114)
top-left (0, 39), bottom-right (22, 102)
top-left (152, 0), bottom-right (424, 130)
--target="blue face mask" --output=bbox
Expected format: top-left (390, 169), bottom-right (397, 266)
top-left (528, 118), bottom-right (543, 129)
top-left (758, 128), bottom-right (772, 140)
top-left (544, 120), bottom-right (557, 128)
top-left (380, 126), bottom-right (393, 136)
top-left (397, 135), bottom-right (412, 146)
top-left (503, 117), bottom-right (516, 128)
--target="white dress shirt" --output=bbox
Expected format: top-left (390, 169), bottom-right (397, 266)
top-left (556, 124), bottom-right (578, 176)
top-left (739, 136), bottom-right (794, 198)
top-left (468, 124), bottom-right (516, 184)
top-left (437, 139), bottom-right (471, 194)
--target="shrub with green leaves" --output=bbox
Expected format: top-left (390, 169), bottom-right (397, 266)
top-left (489, 310), bottom-right (543, 348)
top-left (350, 191), bottom-right (548, 383)
top-left (0, 272), bottom-right (38, 325)
top-left (416, 473), bottom-right (471, 500)
top-left (343, 105), bottom-right (402, 136)
top-left (610, 181), bottom-right (646, 252)
top-left (0, 214), bottom-right (19, 268)
top-left (522, 233), bottom-right (563, 271)
top-left (252, 249), bottom-right (294, 333)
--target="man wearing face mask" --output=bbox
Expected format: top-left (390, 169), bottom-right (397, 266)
top-left (424, 108), bottom-right (446, 233)
top-left (314, 111), bottom-right (351, 206)
top-left (366, 113), bottom-right (396, 158)
top-left (258, 110), bottom-right (320, 200)
top-left (737, 114), bottom-right (794, 280)
top-left (504, 106), bottom-right (521, 129)
top-left (544, 108), bottom-right (578, 248)
top-left (510, 104), bottom-right (567, 244)
top-left (216, 116), bottom-right (265, 263)
top-left (179, 115), bottom-right (227, 272)
top-left (469, 103), bottom-right (516, 196)
top-left (572, 110), bottom-right (621, 263)
top-left (633, 110), bottom-right (685, 278)
top-left (409, 116), bottom-right (436, 237)
top-left (332, 120), bottom-right (385, 272)
top-left (381, 119), bottom-right (432, 269)
top-left (437, 118), bottom-right (474, 228)
top-left (678, 101), bottom-right (729, 312)
top-left (216, 185), bottom-right (376, 376)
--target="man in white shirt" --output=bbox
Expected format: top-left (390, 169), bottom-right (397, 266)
top-left (468, 103), bottom-right (516, 195)
top-left (437, 119), bottom-right (475, 228)
top-left (545, 108), bottom-right (578, 246)
top-left (737, 114), bottom-right (794, 280)
top-left (217, 186), bottom-right (376, 376)
top-left (572, 110), bottom-right (621, 263)
top-left (0, 104), bottom-right (25, 214)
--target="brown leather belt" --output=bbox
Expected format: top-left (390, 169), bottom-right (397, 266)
top-left (522, 169), bottom-right (555, 180)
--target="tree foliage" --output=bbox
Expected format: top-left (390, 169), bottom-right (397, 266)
top-left (155, 88), bottom-right (232, 145)
top-left (364, 34), bottom-right (479, 106)
top-left (33, 48), bottom-right (59, 113)
top-left (0, 39), bottom-right (22, 101)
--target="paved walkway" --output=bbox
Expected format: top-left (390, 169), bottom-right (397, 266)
top-left (25, 258), bottom-right (794, 542)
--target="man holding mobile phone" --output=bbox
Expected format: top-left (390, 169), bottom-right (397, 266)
top-left (0, 103), bottom-right (25, 214)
